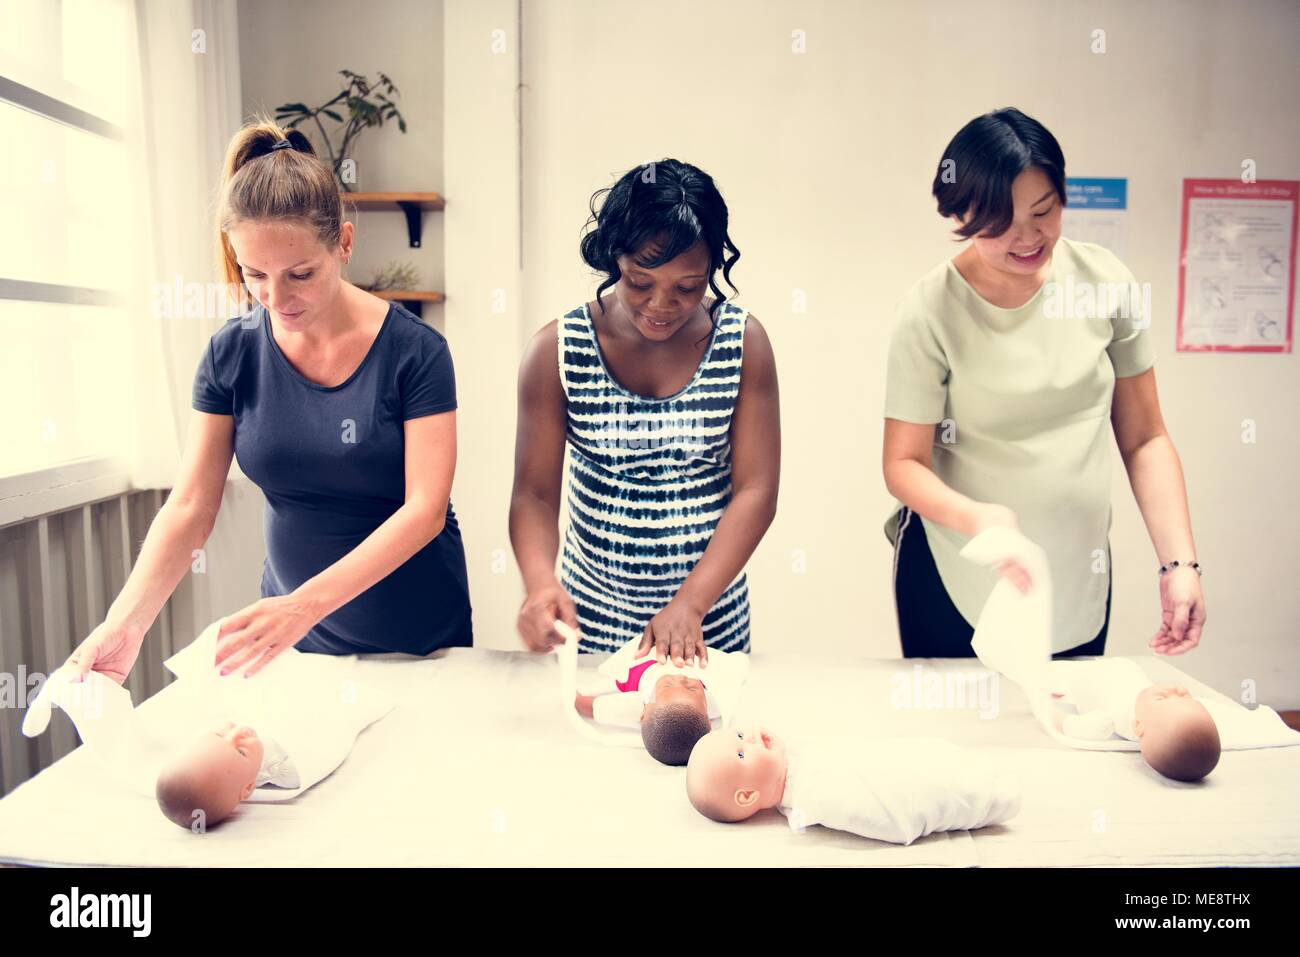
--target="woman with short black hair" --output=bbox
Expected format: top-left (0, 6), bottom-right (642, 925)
top-left (883, 108), bottom-right (1205, 660)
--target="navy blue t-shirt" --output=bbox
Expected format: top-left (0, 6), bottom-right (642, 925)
top-left (192, 301), bottom-right (473, 655)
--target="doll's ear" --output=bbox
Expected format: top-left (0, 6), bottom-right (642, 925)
top-left (240, 780), bottom-right (256, 801)
top-left (735, 788), bottom-right (759, 808)
top-left (1132, 718), bottom-right (1144, 738)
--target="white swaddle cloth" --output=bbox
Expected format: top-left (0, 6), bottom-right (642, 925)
top-left (23, 620), bottom-right (396, 801)
top-left (554, 622), bottom-right (749, 746)
top-left (777, 737), bottom-right (1021, 845)
top-left (960, 526), bottom-right (1300, 751)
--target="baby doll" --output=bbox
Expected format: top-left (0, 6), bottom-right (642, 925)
top-left (24, 620), bottom-right (393, 830)
top-left (1046, 657), bottom-right (1220, 781)
top-left (959, 525), bottom-right (1224, 781)
top-left (569, 627), bottom-right (749, 765)
top-left (685, 722), bottom-right (1021, 845)
top-left (154, 718), bottom-right (301, 830)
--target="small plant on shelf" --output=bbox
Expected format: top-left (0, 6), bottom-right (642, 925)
top-left (275, 69), bottom-right (407, 193)
top-left (357, 261), bottom-right (420, 294)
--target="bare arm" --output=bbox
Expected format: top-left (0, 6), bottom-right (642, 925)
top-left (883, 418), bottom-right (979, 534)
top-left (1111, 367), bottom-right (1205, 652)
top-left (882, 419), bottom-right (1031, 592)
top-left (71, 410), bottom-right (235, 682)
top-left (1111, 368), bottom-right (1197, 565)
top-left (636, 316), bottom-right (781, 666)
top-left (671, 316), bottom-right (781, 619)
top-left (509, 320), bottom-right (580, 651)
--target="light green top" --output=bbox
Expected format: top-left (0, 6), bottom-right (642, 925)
top-left (884, 237), bottom-right (1154, 653)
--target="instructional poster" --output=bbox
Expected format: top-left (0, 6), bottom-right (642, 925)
top-left (1177, 179), bottom-right (1298, 353)
top-left (1063, 177), bottom-right (1128, 260)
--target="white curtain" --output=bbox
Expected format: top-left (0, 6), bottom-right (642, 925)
top-left (124, 0), bottom-right (245, 490)
top-left (125, 0), bottom-right (266, 626)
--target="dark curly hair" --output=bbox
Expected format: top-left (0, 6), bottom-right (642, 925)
top-left (641, 703), bottom-right (713, 767)
top-left (579, 158), bottom-right (741, 335)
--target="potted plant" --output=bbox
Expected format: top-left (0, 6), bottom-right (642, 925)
top-left (275, 69), bottom-right (408, 192)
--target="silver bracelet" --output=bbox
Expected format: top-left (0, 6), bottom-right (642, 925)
top-left (1159, 559), bottom-right (1202, 577)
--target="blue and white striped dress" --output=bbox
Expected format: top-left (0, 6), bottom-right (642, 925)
top-left (558, 300), bottom-right (752, 654)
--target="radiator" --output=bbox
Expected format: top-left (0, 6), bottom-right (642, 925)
top-left (0, 490), bottom-right (200, 797)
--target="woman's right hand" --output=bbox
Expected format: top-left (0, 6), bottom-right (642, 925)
top-left (967, 502), bottom-right (1034, 594)
top-left (66, 619), bottom-right (147, 685)
top-left (517, 580), bottom-right (580, 653)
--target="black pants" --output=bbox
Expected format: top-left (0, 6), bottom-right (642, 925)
top-left (892, 507), bottom-right (1110, 659)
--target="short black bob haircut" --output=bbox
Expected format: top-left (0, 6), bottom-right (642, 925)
top-left (933, 107), bottom-right (1067, 240)
top-left (579, 158), bottom-right (740, 331)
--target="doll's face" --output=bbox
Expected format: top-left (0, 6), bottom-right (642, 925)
top-left (1134, 684), bottom-right (1206, 738)
top-left (640, 673), bottom-right (708, 723)
top-left (685, 723), bottom-right (787, 822)
top-left (1133, 684), bottom-right (1220, 780)
top-left (174, 720), bottom-right (265, 805)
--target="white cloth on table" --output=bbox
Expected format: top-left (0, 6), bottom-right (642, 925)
top-left (252, 732), bottom-right (299, 789)
top-left (23, 620), bottom-right (393, 801)
top-left (776, 736), bottom-right (1021, 845)
top-left (960, 526), bottom-right (1300, 751)
top-left (590, 639), bottom-right (747, 729)
top-left (1048, 657), bottom-right (1147, 741)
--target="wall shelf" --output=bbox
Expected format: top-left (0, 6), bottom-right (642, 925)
top-left (368, 289), bottom-right (445, 319)
top-left (345, 191), bottom-right (445, 248)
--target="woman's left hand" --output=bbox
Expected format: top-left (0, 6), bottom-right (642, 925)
top-left (637, 599), bottom-right (709, 668)
top-left (1149, 566), bottom-right (1206, 656)
top-left (214, 594), bottom-right (319, 677)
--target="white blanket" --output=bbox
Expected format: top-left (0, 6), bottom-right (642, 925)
top-left (22, 620), bottom-right (396, 801)
top-left (960, 527), bottom-right (1300, 751)
top-left (778, 736), bottom-right (1021, 845)
top-left (4, 649), bottom-right (1298, 867)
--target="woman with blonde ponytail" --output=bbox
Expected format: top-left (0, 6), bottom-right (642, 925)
top-left (66, 119), bottom-right (472, 682)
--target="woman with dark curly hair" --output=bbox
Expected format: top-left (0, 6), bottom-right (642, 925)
top-left (510, 159), bottom-right (781, 667)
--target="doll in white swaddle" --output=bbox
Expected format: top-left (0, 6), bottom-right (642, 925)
top-left (559, 623), bottom-right (749, 765)
top-left (685, 722), bottom-right (1020, 845)
top-left (24, 620), bottom-right (394, 831)
top-left (1045, 657), bottom-right (1220, 781)
top-left (959, 526), bottom-right (1242, 782)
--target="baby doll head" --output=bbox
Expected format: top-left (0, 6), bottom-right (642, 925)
top-left (686, 723), bottom-right (787, 822)
top-left (1133, 684), bottom-right (1221, 782)
top-left (639, 673), bottom-right (712, 766)
top-left (156, 720), bottom-right (264, 830)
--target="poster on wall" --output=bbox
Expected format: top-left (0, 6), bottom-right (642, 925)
top-left (1063, 177), bottom-right (1128, 260)
top-left (1177, 179), bottom-right (1297, 353)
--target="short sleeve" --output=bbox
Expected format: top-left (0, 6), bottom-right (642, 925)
top-left (402, 332), bottom-right (458, 420)
top-left (1104, 256), bottom-right (1155, 378)
top-left (883, 304), bottom-right (949, 424)
top-left (192, 339), bottom-right (233, 415)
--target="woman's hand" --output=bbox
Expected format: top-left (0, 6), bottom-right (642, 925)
top-left (967, 502), bottom-right (1034, 594)
top-left (66, 619), bottom-right (148, 685)
top-left (517, 580), bottom-right (580, 653)
top-left (214, 594), bottom-right (320, 678)
top-left (1149, 566), bottom-right (1206, 655)
top-left (637, 599), bottom-right (708, 669)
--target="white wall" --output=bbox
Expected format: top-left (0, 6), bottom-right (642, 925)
top-left (225, 0), bottom-right (1298, 708)
top-left (496, 0), bottom-right (1298, 704)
